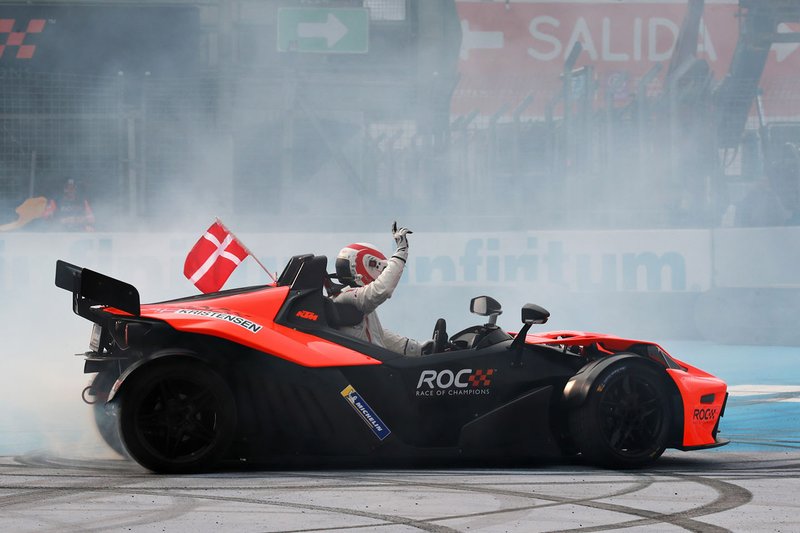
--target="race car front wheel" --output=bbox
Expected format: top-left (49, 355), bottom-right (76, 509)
top-left (118, 360), bottom-right (237, 474)
top-left (569, 361), bottom-right (670, 468)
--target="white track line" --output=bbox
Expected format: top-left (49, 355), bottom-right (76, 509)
top-left (727, 385), bottom-right (800, 403)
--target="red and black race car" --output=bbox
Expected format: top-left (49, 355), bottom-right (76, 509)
top-left (56, 254), bottom-right (728, 474)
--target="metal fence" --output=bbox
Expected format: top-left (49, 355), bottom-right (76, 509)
top-left (1, 67), bottom-right (799, 231)
top-left (0, 70), bottom-right (122, 209)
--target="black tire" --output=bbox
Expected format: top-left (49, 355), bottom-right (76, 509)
top-left (118, 360), bottom-right (236, 474)
top-left (90, 370), bottom-right (126, 456)
top-left (569, 361), bottom-right (671, 468)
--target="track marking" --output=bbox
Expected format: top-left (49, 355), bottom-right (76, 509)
top-left (727, 385), bottom-right (800, 403)
top-left (0, 454), bottom-right (789, 532)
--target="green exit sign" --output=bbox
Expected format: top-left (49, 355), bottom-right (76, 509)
top-left (277, 7), bottom-right (369, 54)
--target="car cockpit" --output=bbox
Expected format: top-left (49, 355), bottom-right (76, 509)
top-left (440, 295), bottom-right (511, 351)
top-left (276, 255), bottom-right (551, 356)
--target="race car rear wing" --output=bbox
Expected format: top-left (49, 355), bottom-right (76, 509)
top-left (55, 260), bottom-right (141, 318)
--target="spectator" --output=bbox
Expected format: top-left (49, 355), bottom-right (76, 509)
top-left (45, 178), bottom-right (95, 231)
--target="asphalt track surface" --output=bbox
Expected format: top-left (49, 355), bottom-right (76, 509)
top-left (0, 450), bottom-right (798, 532)
top-left (2, 344), bottom-right (798, 532)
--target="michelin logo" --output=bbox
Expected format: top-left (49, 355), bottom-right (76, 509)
top-left (340, 385), bottom-right (391, 441)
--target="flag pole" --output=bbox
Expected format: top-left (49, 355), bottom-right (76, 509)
top-left (215, 217), bottom-right (278, 283)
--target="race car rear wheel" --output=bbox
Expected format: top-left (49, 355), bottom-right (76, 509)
top-left (90, 370), bottom-right (126, 456)
top-left (118, 360), bottom-right (236, 474)
top-left (569, 361), bottom-right (670, 468)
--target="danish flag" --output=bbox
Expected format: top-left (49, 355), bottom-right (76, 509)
top-left (184, 219), bottom-right (250, 293)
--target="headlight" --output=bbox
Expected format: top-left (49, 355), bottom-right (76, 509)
top-left (89, 323), bottom-right (102, 351)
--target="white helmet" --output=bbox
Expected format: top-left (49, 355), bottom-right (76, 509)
top-left (336, 243), bottom-right (387, 287)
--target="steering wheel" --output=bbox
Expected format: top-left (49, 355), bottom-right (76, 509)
top-left (431, 318), bottom-right (448, 354)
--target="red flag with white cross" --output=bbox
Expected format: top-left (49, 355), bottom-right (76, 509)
top-left (183, 219), bottom-right (250, 293)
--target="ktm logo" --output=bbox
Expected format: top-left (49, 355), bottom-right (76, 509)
top-left (295, 310), bottom-right (319, 321)
top-left (0, 19), bottom-right (46, 59)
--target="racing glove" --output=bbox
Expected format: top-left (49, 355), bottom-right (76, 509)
top-left (392, 221), bottom-right (412, 262)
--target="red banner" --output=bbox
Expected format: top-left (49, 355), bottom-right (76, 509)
top-left (454, 1), bottom-right (800, 117)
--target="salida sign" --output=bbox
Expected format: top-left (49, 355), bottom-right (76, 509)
top-left (454, 1), bottom-right (800, 116)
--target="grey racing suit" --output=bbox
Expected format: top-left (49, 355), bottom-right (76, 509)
top-left (333, 255), bottom-right (425, 356)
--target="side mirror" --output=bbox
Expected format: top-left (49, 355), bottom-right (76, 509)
top-left (508, 303), bottom-right (551, 353)
top-left (522, 303), bottom-right (549, 325)
top-left (470, 295), bottom-right (502, 316)
top-left (470, 295), bottom-right (502, 325)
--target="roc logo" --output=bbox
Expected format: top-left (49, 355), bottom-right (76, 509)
top-left (693, 408), bottom-right (717, 422)
top-left (0, 19), bottom-right (46, 59)
top-left (415, 368), bottom-right (495, 397)
top-left (468, 369), bottom-right (494, 387)
top-left (295, 310), bottom-right (319, 321)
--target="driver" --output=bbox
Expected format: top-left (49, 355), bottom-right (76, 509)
top-left (333, 222), bottom-right (432, 356)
